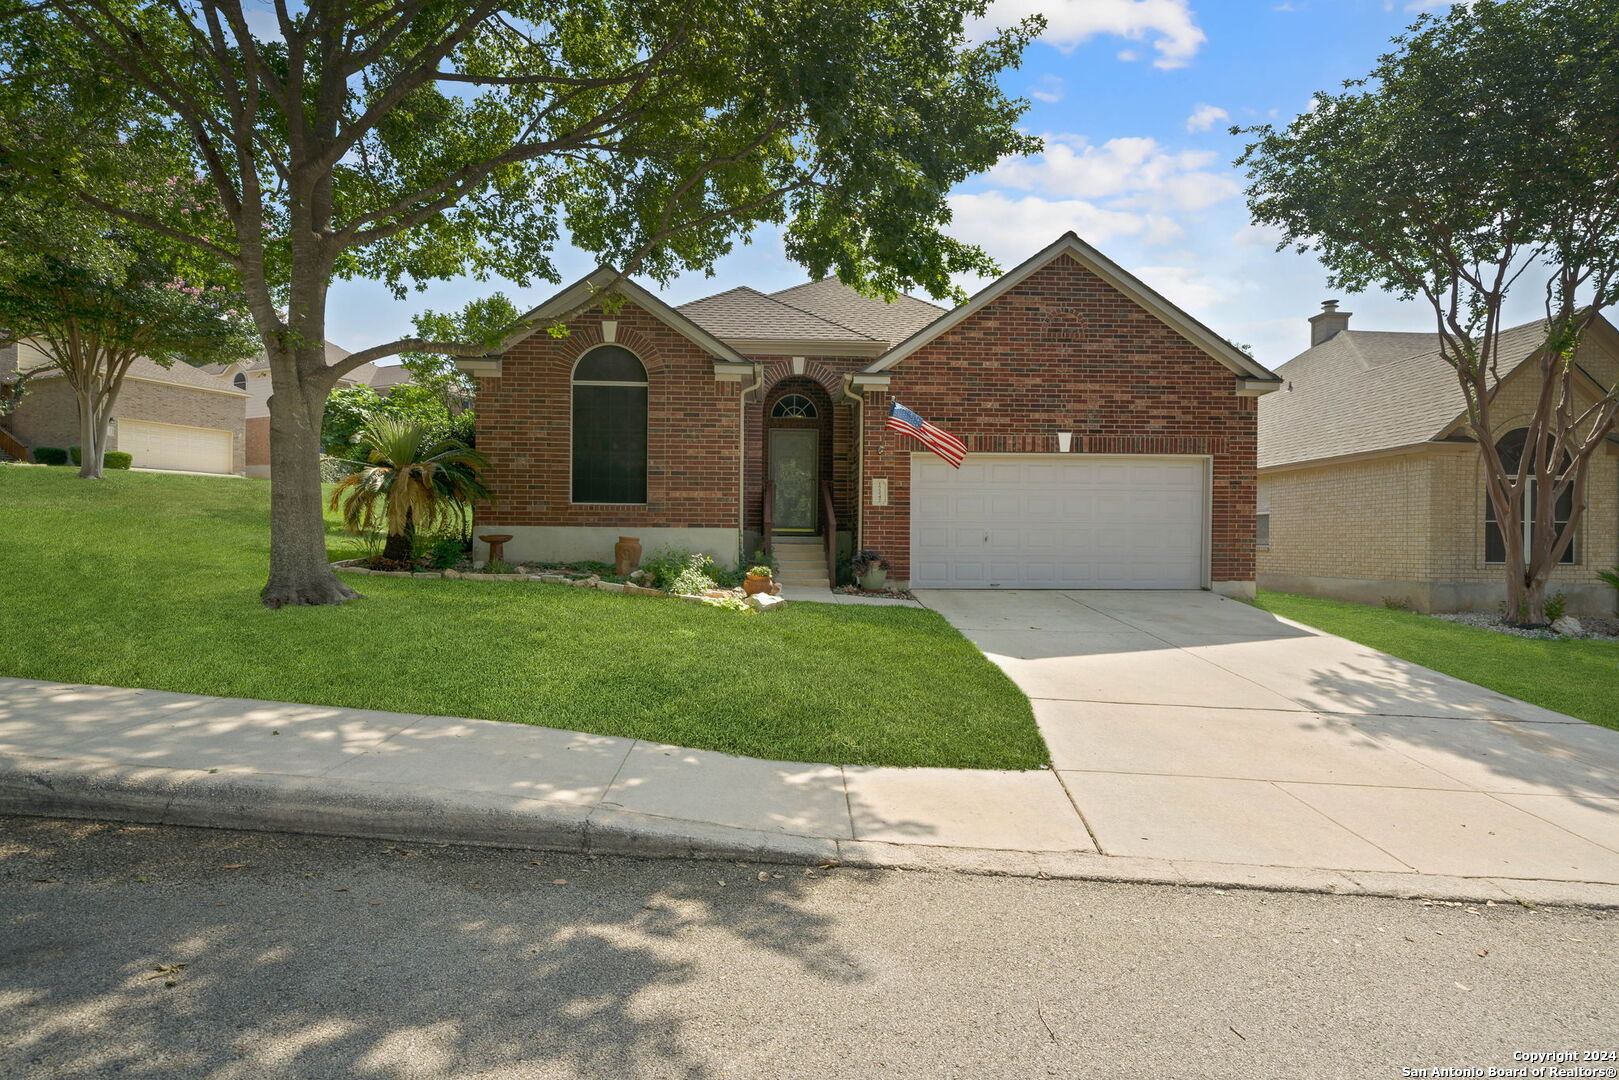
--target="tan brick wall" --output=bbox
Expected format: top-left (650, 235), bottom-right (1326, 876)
top-left (1258, 451), bottom-right (1432, 582)
top-left (5, 377), bottom-right (82, 453)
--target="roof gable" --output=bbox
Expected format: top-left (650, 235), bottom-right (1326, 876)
top-left (506, 267), bottom-right (749, 364)
top-left (862, 232), bottom-right (1279, 381)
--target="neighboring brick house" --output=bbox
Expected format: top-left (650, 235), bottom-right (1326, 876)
top-left (1257, 303), bottom-right (1619, 615)
top-left (1, 339), bottom-right (247, 474)
top-left (465, 232), bottom-right (1280, 594)
top-left (216, 346), bottom-right (411, 478)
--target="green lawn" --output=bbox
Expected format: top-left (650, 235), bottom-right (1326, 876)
top-left (1252, 590), bottom-right (1619, 732)
top-left (0, 466), bottom-right (1044, 769)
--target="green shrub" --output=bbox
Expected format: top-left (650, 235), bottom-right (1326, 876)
top-left (746, 565), bottom-right (773, 577)
top-left (32, 447), bottom-right (68, 466)
top-left (483, 558), bottom-right (514, 575)
top-left (643, 548), bottom-right (721, 594)
top-left (1545, 591), bottom-right (1568, 623)
top-left (67, 446), bottom-right (134, 470)
top-left (426, 537), bottom-right (466, 569)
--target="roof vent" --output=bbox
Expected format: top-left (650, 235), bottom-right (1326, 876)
top-left (1309, 299), bottom-right (1351, 347)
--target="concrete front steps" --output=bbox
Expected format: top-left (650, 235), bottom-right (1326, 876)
top-left (771, 536), bottom-right (830, 589)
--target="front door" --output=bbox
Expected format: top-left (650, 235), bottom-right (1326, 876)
top-left (769, 428), bottom-right (819, 533)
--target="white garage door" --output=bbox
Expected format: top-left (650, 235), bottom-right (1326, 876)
top-left (910, 454), bottom-right (1207, 589)
top-left (116, 420), bottom-right (234, 474)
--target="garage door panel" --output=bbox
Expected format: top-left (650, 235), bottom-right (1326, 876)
top-left (117, 420), bottom-right (233, 474)
top-left (909, 454), bottom-right (1205, 590)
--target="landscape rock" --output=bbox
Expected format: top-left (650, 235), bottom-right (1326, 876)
top-left (538, 574), bottom-right (571, 585)
top-left (623, 584), bottom-right (666, 597)
top-left (442, 569), bottom-right (461, 579)
top-left (1552, 615), bottom-right (1583, 636)
top-left (595, 581), bottom-right (625, 593)
top-left (746, 593), bottom-right (787, 612)
top-left (570, 577), bottom-right (595, 587)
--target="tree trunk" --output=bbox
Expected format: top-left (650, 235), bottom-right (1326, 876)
top-left (74, 387), bottom-right (105, 480)
top-left (261, 376), bottom-right (359, 608)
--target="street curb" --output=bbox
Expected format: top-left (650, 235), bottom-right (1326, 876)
top-left (5, 753), bottom-right (1619, 909)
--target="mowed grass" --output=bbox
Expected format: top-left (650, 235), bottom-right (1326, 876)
top-left (0, 466), bottom-right (1044, 768)
top-left (1252, 590), bottom-right (1619, 732)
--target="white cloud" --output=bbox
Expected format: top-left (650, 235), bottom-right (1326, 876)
top-left (1134, 264), bottom-right (1235, 310)
top-left (988, 134), bottom-right (1241, 213)
top-left (1028, 75), bottom-right (1065, 104)
top-left (1185, 103), bottom-right (1229, 133)
top-left (946, 191), bottom-right (1154, 261)
top-left (979, 0), bottom-right (1206, 69)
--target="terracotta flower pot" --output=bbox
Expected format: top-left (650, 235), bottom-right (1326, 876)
top-left (614, 536), bottom-right (643, 576)
top-left (744, 573), bottom-right (773, 596)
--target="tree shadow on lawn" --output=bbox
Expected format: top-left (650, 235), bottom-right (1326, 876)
top-left (0, 818), bottom-right (868, 1080)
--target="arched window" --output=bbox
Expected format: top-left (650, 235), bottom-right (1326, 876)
top-left (770, 393), bottom-right (818, 419)
top-left (572, 345), bottom-right (648, 503)
top-left (1484, 427), bottom-right (1575, 564)
top-left (233, 372), bottom-right (247, 391)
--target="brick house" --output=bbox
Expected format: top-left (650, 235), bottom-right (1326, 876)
top-left (1257, 303), bottom-right (1619, 614)
top-left (465, 232), bottom-right (1280, 593)
top-left (1, 339), bottom-right (247, 474)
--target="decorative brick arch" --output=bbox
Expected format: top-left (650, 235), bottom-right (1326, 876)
top-left (548, 322), bottom-right (671, 374)
top-left (758, 359), bottom-right (844, 400)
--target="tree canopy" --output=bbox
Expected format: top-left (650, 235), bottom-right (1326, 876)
top-left (1236, 0), bottom-right (1619, 622)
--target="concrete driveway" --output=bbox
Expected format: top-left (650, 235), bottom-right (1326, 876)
top-left (917, 590), bottom-right (1619, 884)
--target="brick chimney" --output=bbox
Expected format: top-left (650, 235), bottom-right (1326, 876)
top-left (1309, 299), bottom-right (1351, 347)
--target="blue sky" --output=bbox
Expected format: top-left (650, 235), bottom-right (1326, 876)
top-left (328, 0), bottom-right (1503, 373)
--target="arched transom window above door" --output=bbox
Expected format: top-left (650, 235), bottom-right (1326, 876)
top-left (770, 393), bottom-right (817, 419)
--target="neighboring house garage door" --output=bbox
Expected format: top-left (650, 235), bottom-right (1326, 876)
top-left (116, 419), bottom-right (234, 474)
top-left (910, 454), bottom-right (1207, 589)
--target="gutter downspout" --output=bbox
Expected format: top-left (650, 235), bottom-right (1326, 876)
top-left (841, 374), bottom-right (867, 558)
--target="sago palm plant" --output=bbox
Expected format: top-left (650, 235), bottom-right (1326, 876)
top-left (328, 414), bottom-right (490, 563)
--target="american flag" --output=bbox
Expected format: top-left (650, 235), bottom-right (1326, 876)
top-left (885, 401), bottom-right (967, 468)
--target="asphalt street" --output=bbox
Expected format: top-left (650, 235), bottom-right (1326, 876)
top-left (2, 816), bottom-right (1616, 1079)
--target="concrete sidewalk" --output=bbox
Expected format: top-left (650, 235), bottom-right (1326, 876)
top-left (3, 674), bottom-right (1618, 907)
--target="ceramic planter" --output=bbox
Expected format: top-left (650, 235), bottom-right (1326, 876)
top-left (857, 567), bottom-right (888, 591)
top-left (744, 573), bottom-right (774, 596)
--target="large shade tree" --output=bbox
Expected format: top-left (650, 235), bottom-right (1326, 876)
top-left (0, 0), bottom-right (1040, 607)
top-left (1237, 0), bottom-right (1619, 625)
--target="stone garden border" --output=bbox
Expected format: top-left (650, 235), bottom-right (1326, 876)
top-left (330, 558), bottom-right (787, 610)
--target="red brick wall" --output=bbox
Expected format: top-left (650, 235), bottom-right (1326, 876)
top-left (245, 416), bottom-right (269, 468)
top-left (859, 254), bottom-right (1257, 583)
top-left (479, 300), bottom-right (744, 530)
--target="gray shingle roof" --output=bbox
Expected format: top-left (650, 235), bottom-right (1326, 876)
top-left (22, 354), bottom-right (245, 394)
top-left (1258, 319), bottom-right (1553, 469)
top-left (768, 278), bottom-right (944, 344)
top-left (678, 286), bottom-right (879, 343)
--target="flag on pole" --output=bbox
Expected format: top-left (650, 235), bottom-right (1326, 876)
top-left (885, 401), bottom-right (967, 468)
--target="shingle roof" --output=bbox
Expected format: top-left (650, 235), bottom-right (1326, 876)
top-left (1258, 319), bottom-right (1554, 469)
top-left (768, 278), bottom-right (944, 344)
top-left (21, 354), bottom-right (245, 394)
top-left (241, 339), bottom-right (353, 374)
top-left (677, 286), bottom-right (879, 343)
top-left (364, 364), bottom-right (413, 389)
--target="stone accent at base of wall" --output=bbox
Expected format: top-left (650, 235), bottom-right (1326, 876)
top-left (478, 525), bottom-right (740, 568)
top-left (1211, 580), bottom-right (1257, 601)
top-left (1260, 572), bottom-right (1619, 616)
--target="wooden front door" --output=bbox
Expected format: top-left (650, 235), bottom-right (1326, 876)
top-left (769, 428), bottom-right (819, 533)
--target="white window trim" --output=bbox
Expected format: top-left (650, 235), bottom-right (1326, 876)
top-left (1483, 478), bottom-right (1577, 566)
